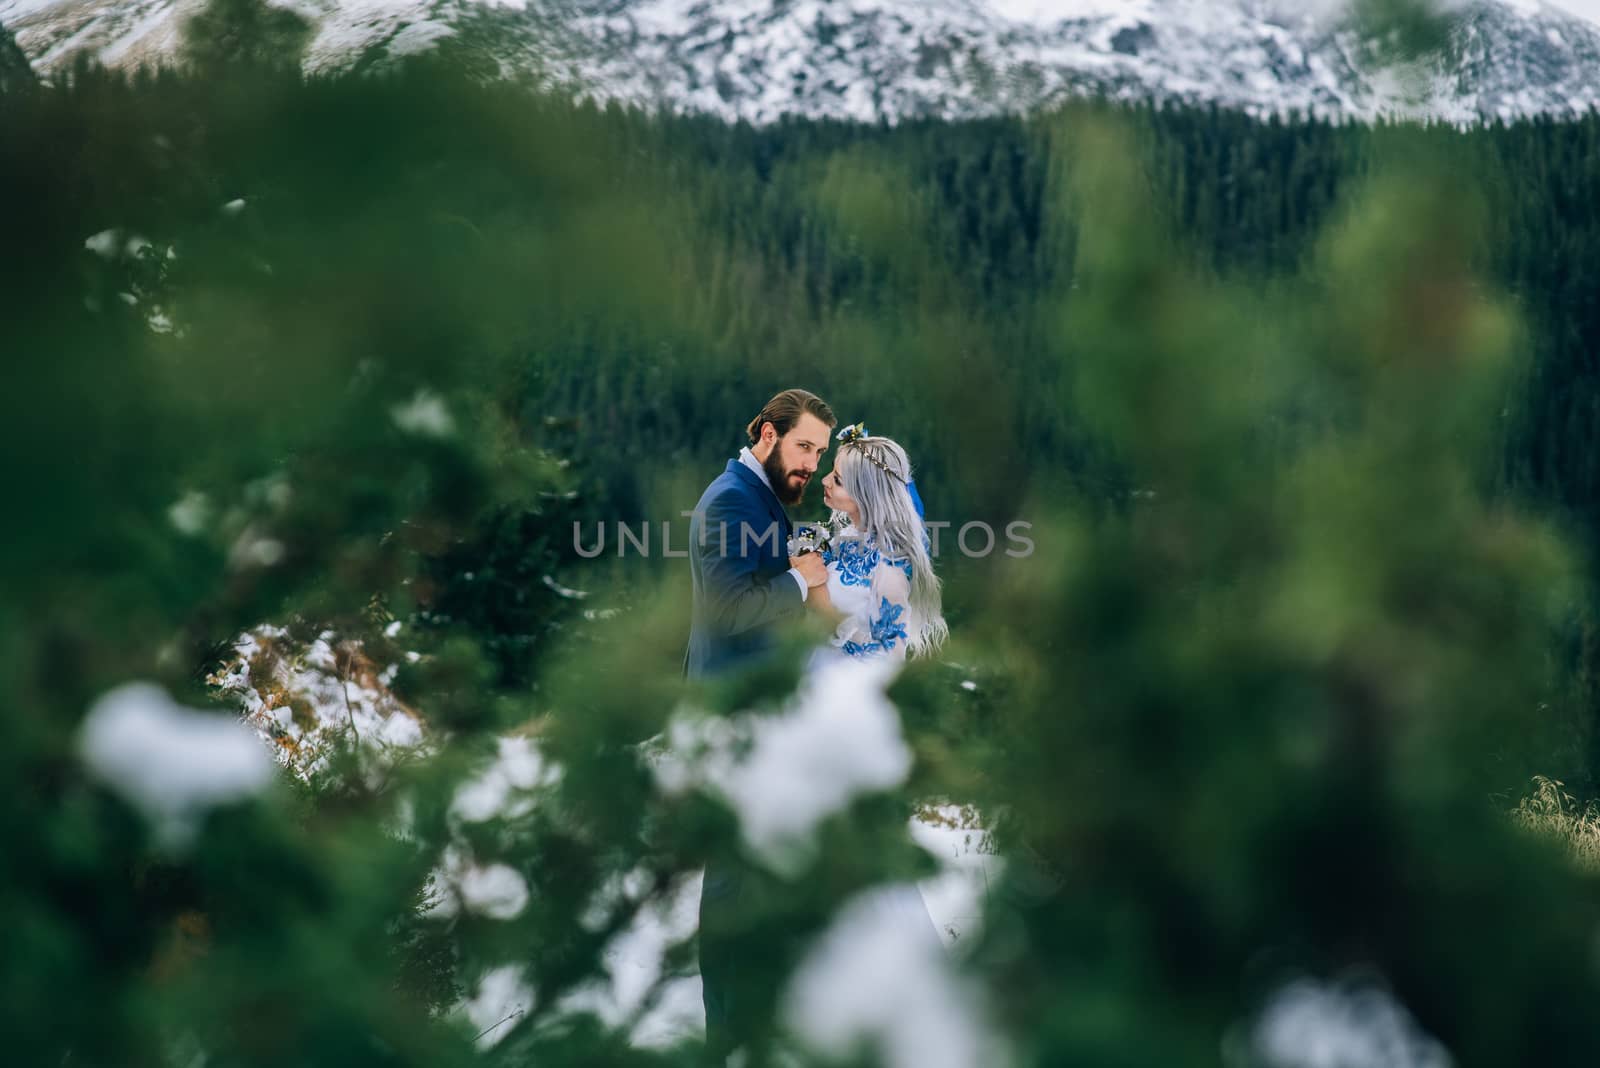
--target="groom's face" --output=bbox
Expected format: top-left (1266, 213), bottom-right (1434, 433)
top-left (759, 413), bottom-right (831, 505)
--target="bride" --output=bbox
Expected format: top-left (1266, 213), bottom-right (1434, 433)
top-left (797, 423), bottom-right (950, 949)
top-left (801, 423), bottom-right (948, 665)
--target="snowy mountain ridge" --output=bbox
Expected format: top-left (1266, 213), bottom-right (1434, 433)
top-left (3, 0), bottom-right (1600, 123)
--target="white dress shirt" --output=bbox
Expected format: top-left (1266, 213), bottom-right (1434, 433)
top-left (739, 447), bottom-right (809, 602)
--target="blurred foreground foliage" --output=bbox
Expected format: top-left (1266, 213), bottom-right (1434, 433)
top-left (6, 1), bottom-right (1600, 1062)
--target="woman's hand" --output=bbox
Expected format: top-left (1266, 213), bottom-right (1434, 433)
top-left (806, 577), bottom-right (838, 617)
top-left (790, 552), bottom-right (841, 620)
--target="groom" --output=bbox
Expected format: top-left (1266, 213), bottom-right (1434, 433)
top-left (686, 388), bottom-right (835, 1057)
top-left (684, 387), bottom-right (835, 680)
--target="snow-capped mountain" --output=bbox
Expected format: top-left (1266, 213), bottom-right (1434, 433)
top-left (568, 0), bottom-right (1600, 123)
top-left (3, 0), bottom-right (1599, 123)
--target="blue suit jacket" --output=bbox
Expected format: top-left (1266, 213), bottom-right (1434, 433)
top-left (684, 460), bottom-right (804, 679)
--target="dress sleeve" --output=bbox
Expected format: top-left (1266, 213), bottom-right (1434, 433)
top-left (835, 556), bottom-right (914, 661)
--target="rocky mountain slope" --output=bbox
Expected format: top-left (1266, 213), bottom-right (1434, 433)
top-left (2, 0), bottom-right (1598, 123)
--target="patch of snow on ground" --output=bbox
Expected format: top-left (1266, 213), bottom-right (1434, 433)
top-left (910, 805), bottom-right (1004, 950)
top-left (208, 625), bottom-right (428, 782)
top-left (554, 806), bottom-right (997, 1048)
top-left (784, 881), bottom-right (1009, 1068)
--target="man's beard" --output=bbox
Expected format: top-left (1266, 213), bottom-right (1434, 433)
top-left (763, 446), bottom-right (808, 505)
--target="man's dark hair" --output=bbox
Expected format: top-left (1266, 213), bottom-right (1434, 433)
top-left (746, 389), bottom-right (836, 445)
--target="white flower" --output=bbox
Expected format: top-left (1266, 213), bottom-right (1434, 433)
top-left (787, 516), bottom-right (844, 557)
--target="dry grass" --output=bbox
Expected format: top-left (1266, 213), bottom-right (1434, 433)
top-left (1512, 776), bottom-right (1600, 873)
top-left (912, 801), bottom-right (985, 830)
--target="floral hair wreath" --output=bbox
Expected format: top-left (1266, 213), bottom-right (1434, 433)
top-left (835, 421), bottom-right (907, 484)
top-left (836, 421), bottom-right (870, 446)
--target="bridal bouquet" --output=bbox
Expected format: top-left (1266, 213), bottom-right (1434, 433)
top-left (787, 514), bottom-right (845, 557)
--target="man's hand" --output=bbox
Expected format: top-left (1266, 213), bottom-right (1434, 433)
top-left (790, 552), bottom-right (829, 588)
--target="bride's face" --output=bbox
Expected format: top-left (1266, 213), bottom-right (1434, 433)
top-left (821, 464), bottom-right (857, 516)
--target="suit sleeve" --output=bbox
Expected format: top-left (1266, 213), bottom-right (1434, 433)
top-left (695, 488), bottom-right (804, 637)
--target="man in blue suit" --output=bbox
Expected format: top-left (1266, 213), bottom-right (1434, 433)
top-left (685, 388), bottom-right (836, 680)
top-left (687, 388), bottom-right (835, 1059)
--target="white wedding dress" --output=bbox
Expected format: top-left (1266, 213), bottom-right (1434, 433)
top-left (816, 522), bottom-right (919, 663)
top-left (808, 522), bottom-right (945, 951)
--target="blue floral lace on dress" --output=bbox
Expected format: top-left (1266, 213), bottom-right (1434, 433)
top-left (823, 528), bottom-right (917, 661)
top-left (823, 536), bottom-right (914, 588)
top-left (842, 597), bottom-right (910, 657)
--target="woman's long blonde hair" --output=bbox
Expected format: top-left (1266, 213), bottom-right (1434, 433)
top-left (834, 435), bottom-right (947, 657)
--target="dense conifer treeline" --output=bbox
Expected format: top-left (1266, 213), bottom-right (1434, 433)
top-left (11, 59), bottom-right (1600, 526)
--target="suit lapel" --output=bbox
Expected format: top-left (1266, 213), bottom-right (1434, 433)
top-left (728, 459), bottom-right (787, 526)
top-left (727, 458), bottom-right (791, 550)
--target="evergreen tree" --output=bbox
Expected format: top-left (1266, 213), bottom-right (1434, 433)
top-left (0, 20), bottom-right (34, 94)
top-left (181, 0), bottom-right (311, 77)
